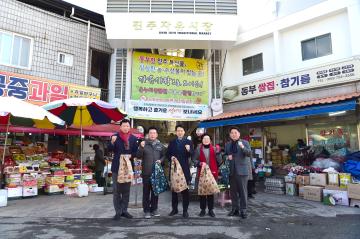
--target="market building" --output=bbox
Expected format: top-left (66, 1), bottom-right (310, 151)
top-left (198, 0), bottom-right (360, 169)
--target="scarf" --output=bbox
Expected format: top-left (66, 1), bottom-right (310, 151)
top-left (199, 144), bottom-right (218, 179)
top-left (230, 140), bottom-right (238, 154)
top-left (119, 132), bottom-right (130, 150)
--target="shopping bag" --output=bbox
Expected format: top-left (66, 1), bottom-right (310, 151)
top-left (117, 154), bottom-right (133, 184)
top-left (218, 160), bottom-right (230, 186)
top-left (198, 164), bottom-right (220, 196)
top-left (151, 163), bottom-right (169, 196)
top-left (170, 158), bottom-right (188, 193)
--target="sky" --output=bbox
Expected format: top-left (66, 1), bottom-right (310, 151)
top-left (63, 0), bottom-right (106, 14)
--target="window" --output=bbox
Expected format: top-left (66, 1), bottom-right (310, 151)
top-left (57, 52), bottom-right (73, 66)
top-left (301, 33), bottom-right (332, 61)
top-left (242, 53), bottom-right (263, 76)
top-left (0, 31), bottom-right (32, 69)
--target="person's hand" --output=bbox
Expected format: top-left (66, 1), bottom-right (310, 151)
top-left (156, 160), bottom-right (161, 164)
top-left (238, 141), bottom-right (244, 149)
top-left (171, 156), bottom-right (177, 161)
top-left (111, 136), bottom-right (117, 144)
top-left (228, 155), bottom-right (233, 161)
top-left (185, 145), bottom-right (190, 152)
top-left (140, 141), bottom-right (145, 148)
top-left (200, 162), bottom-right (206, 167)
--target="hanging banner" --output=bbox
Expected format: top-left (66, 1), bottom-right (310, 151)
top-left (0, 71), bottom-right (101, 106)
top-left (129, 51), bottom-right (209, 120)
top-left (223, 58), bottom-right (360, 103)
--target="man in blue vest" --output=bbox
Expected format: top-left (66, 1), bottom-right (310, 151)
top-left (108, 119), bottom-right (138, 221)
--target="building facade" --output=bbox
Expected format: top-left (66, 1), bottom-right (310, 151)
top-left (0, 0), bottom-right (113, 103)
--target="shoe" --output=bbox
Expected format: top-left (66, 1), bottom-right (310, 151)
top-left (199, 210), bottom-right (206, 217)
top-left (169, 209), bottom-right (178, 216)
top-left (241, 211), bottom-right (248, 219)
top-left (228, 210), bottom-right (240, 217)
top-left (208, 210), bottom-right (215, 218)
top-left (151, 210), bottom-right (160, 217)
top-left (183, 211), bottom-right (189, 218)
top-left (144, 212), bottom-right (151, 219)
top-left (121, 212), bottom-right (133, 219)
top-left (112, 214), bottom-right (121, 221)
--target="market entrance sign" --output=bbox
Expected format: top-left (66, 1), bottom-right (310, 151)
top-left (223, 57), bottom-right (360, 103)
top-left (129, 51), bottom-right (209, 120)
top-left (0, 71), bottom-right (101, 106)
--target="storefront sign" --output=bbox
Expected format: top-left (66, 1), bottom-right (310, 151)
top-left (129, 51), bottom-right (209, 120)
top-left (223, 58), bottom-right (360, 103)
top-left (0, 71), bottom-right (101, 105)
top-left (105, 13), bottom-right (238, 49)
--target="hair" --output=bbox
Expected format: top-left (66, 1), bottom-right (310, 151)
top-left (175, 124), bottom-right (185, 131)
top-left (148, 126), bottom-right (158, 133)
top-left (119, 119), bottom-right (131, 126)
top-left (201, 133), bottom-right (212, 141)
top-left (229, 126), bottom-right (241, 134)
top-left (93, 144), bottom-right (99, 150)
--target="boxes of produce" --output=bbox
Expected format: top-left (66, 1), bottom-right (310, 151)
top-left (310, 173), bottom-right (327, 187)
top-left (339, 173), bottom-right (351, 188)
top-left (303, 186), bottom-right (324, 202)
top-left (347, 183), bottom-right (360, 200)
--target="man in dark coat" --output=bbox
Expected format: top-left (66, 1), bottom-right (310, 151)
top-left (108, 119), bottom-right (138, 221)
top-left (167, 125), bottom-right (193, 218)
top-left (136, 127), bottom-right (166, 219)
top-left (225, 126), bottom-right (252, 219)
top-left (93, 144), bottom-right (105, 186)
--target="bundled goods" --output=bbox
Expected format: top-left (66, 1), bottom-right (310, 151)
top-left (265, 177), bottom-right (285, 194)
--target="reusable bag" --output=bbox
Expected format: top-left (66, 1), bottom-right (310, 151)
top-left (117, 154), bottom-right (134, 184)
top-left (170, 158), bottom-right (188, 193)
top-left (198, 164), bottom-right (220, 196)
top-left (151, 163), bottom-right (169, 196)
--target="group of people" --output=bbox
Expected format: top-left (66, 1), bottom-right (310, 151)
top-left (108, 119), bottom-right (253, 220)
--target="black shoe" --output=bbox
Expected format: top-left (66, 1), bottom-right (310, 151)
top-left (208, 210), bottom-right (215, 218)
top-left (228, 210), bottom-right (240, 217)
top-left (169, 209), bottom-right (178, 216)
top-left (241, 211), bottom-right (248, 219)
top-left (112, 214), bottom-right (121, 221)
top-left (121, 212), bottom-right (133, 219)
top-left (199, 210), bottom-right (206, 217)
top-left (183, 211), bottom-right (189, 218)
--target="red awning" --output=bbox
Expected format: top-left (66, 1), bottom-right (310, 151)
top-left (0, 124), bottom-right (143, 138)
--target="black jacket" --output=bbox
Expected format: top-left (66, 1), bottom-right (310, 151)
top-left (136, 139), bottom-right (166, 176)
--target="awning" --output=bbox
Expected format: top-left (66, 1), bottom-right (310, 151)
top-left (199, 93), bottom-right (360, 128)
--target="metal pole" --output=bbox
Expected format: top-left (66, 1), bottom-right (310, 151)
top-left (1, 116), bottom-right (10, 188)
top-left (80, 107), bottom-right (83, 181)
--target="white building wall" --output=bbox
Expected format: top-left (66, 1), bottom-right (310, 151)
top-left (222, 36), bottom-right (276, 87)
top-left (280, 11), bottom-right (351, 72)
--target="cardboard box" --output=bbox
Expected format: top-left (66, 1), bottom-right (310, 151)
top-left (296, 175), bottom-right (310, 185)
top-left (284, 176), bottom-right (296, 183)
top-left (310, 173), bottom-right (327, 187)
top-left (347, 183), bottom-right (360, 200)
top-left (298, 185), bottom-right (305, 198)
top-left (350, 199), bottom-right (360, 208)
top-left (323, 188), bottom-right (349, 206)
top-left (340, 173), bottom-right (351, 188)
top-left (286, 183), bottom-right (297, 196)
top-left (328, 173), bottom-right (339, 186)
top-left (6, 187), bottom-right (23, 198)
top-left (303, 186), bottom-right (324, 202)
top-left (23, 187), bottom-right (38, 197)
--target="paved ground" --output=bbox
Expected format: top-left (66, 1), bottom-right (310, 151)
top-left (1, 185), bottom-right (360, 238)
